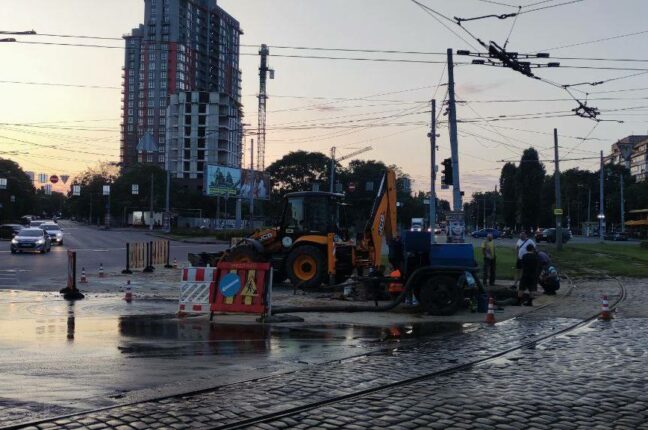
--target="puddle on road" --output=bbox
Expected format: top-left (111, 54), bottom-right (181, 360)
top-left (0, 290), bottom-right (464, 359)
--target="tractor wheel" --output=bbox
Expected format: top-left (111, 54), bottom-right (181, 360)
top-left (416, 274), bottom-right (462, 316)
top-left (225, 245), bottom-right (265, 263)
top-left (286, 245), bottom-right (326, 289)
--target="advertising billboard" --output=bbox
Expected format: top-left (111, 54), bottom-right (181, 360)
top-left (205, 165), bottom-right (270, 199)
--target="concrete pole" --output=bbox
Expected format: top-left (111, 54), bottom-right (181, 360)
top-left (429, 99), bottom-right (437, 245)
top-left (249, 138), bottom-right (254, 228)
top-left (329, 147), bottom-right (336, 194)
top-left (149, 173), bottom-right (154, 231)
top-left (554, 129), bottom-right (562, 250)
top-left (446, 48), bottom-right (462, 212)
top-left (620, 173), bottom-right (625, 233)
top-left (599, 150), bottom-right (605, 241)
top-left (165, 169), bottom-right (171, 233)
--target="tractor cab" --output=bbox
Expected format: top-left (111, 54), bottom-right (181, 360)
top-left (280, 191), bottom-right (348, 240)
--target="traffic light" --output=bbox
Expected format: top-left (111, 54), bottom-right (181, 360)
top-left (441, 158), bottom-right (453, 186)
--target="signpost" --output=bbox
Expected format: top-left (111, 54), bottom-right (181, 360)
top-left (62, 250), bottom-right (84, 300)
top-left (132, 184), bottom-right (139, 195)
top-left (72, 185), bottom-right (81, 196)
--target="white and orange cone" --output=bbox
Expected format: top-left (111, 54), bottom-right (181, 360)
top-left (80, 267), bottom-right (87, 284)
top-left (124, 280), bottom-right (133, 303)
top-left (485, 296), bottom-right (496, 325)
top-left (173, 258), bottom-right (178, 269)
top-left (599, 295), bottom-right (612, 321)
top-left (99, 263), bottom-right (105, 278)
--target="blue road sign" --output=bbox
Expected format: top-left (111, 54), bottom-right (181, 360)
top-left (219, 273), bottom-right (241, 298)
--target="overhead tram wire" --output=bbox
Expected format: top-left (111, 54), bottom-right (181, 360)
top-left (538, 28), bottom-right (648, 52)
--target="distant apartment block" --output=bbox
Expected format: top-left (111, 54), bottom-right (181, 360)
top-left (120, 0), bottom-right (243, 175)
top-left (604, 135), bottom-right (648, 182)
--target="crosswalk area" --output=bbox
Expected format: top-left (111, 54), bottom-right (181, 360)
top-left (0, 270), bottom-right (19, 288)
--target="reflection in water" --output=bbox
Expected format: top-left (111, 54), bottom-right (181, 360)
top-left (117, 316), bottom-right (464, 358)
top-left (67, 302), bottom-right (75, 341)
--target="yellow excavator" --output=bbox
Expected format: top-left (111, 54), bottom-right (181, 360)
top-left (224, 169), bottom-right (398, 289)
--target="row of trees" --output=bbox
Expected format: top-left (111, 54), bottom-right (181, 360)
top-left (464, 147), bottom-right (648, 232)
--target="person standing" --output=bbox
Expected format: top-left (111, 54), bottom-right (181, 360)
top-left (481, 233), bottom-right (496, 286)
top-left (512, 232), bottom-right (535, 289)
top-left (519, 243), bottom-right (539, 306)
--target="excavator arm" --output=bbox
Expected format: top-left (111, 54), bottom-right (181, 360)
top-left (362, 168), bottom-right (397, 268)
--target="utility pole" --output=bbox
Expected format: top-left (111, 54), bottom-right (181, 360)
top-left (429, 99), bottom-right (437, 245)
top-left (329, 146), bottom-right (336, 193)
top-left (483, 194), bottom-right (486, 230)
top-left (249, 138), bottom-right (254, 227)
top-left (554, 129), bottom-right (563, 250)
top-left (447, 48), bottom-right (462, 211)
top-left (599, 150), bottom-right (605, 241)
top-left (149, 173), bottom-right (154, 231)
top-left (164, 169), bottom-right (171, 233)
top-left (620, 173), bottom-right (625, 233)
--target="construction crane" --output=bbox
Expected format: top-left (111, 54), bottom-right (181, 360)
top-left (257, 44), bottom-right (274, 172)
top-left (329, 146), bottom-right (372, 192)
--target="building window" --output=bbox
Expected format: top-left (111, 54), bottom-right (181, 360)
top-left (138, 151), bottom-right (143, 162)
top-left (147, 153), bottom-right (154, 163)
top-left (158, 154), bottom-right (165, 163)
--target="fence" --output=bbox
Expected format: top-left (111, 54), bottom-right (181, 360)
top-left (122, 240), bottom-right (172, 274)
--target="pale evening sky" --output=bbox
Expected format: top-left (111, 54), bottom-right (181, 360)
top-left (2, 0), bottom-right (648, 199)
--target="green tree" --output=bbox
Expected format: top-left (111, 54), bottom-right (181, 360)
top-left (499, 162), bottom-right (517, 228)
top-left (266, 151), bottom-right (332, 195)
top-left (0, 158), bottom-right (36, 222)
top-left (65, 163), bottom-right (118, 224)
top-left (516, 148), bottom-right (546, 231)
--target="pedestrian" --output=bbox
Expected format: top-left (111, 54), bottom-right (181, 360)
top-left (481, 233), bottom-right (496, 286)
top-left (512, 232), bottom-right (536, 289)
top-left (519, 243), bottom-right (539, 306)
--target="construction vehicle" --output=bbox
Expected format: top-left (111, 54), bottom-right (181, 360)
top-left (220, 168), bottom-right (480, 315)
top-left (224, 168), bottom-right (397, 289)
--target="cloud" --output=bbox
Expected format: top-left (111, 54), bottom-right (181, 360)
top-left (313, 104), bottom-right (344, 112)
top-left (456, 81), bottom-right (505, 95)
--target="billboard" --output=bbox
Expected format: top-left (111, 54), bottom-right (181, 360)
top-left (205, 165), bottom-right (269, 199)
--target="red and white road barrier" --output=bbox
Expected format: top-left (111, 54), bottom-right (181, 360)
top-left (178, 267), bottom-right (214, 316)
top-left (600, 295), bottom-right (612, 321)
top-left (485, 296), bottom-right (496, 325)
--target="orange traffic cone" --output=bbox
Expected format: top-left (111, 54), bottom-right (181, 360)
top-left (173, 258), bottom-right (178, 269)
top-left (99, 263), bottom-right (105, 278)
top-left (485, 296), bottom-right (496, 325)
top-left (124, 280), bottom-right (133, 303)
top-left (599, 295), bottom-right (612, 320)
top-left (80, 267), bottom-right (87, 284)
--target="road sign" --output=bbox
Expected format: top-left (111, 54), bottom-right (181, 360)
top-left (446, 211), bottom-right (465, 243)
top-left (132, 184), bottom-right (139, 195)
top-left (554, 208), bottom-right (563, 215)
top-left (219, 273), bottom-right (241, 298)
top-left (348, 182), bottom-right (356, 192)
top-left (10, 195), bottom-right (15, 202)
top-left (60, 175), bottom-right (69, 184)
top-left (44, 184), bottom-right (52, 195)
top-left (0, 178), bottom-right (6, 190)
top-left (102, 185), bottom-right (110, 196)
top-left (211, 262), bottom-right (271, 315)
top-left (38, 173), bottom-right (47, 184)
top-left (72, 185), bottom-right (81, 196)
top-left (50, 175), bottom-right (59, 184)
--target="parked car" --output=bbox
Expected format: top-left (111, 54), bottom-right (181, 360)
top-left (471, 228), bottom-right (500, 239)
top-left (604, 232), bottom-right (628, 241)
top-left (10, 227), bottom-right (52, 254)
top-left (40, 222), bottom-right (64, 245)
top-left (0, 224), bottom-right (23, 240)
top-left (541, 228), bottom-right (572, 243)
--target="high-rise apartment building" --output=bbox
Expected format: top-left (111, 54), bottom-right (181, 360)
top-left (120, 0), bottom-right (242, 174)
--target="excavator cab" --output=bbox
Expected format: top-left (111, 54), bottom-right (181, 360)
top-left (279, 192), bottom-right (346, 238)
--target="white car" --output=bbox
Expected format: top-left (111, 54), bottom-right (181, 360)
top-left (40, 223), bottom-right (64, 246)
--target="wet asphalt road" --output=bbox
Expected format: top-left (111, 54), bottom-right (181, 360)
top-left (0, 221), bottom-right (226, 289)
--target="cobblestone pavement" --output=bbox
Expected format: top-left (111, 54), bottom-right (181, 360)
top-left (4, 278), bottom-right (632, 429)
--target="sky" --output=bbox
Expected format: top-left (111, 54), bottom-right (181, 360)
top-left (2, 0), bottom-right (648, 199)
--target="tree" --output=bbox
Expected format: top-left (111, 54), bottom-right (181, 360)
top-left (266, 151), bottom-right (332, 195)
top-left (0, 158), bottom-right (36, 222)
top-left (516, 148), bottom-right (546, 231)
top-left (499, 162), bottom-right (517, 228)
top-left (65, 163), bottom-right (118, 224)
